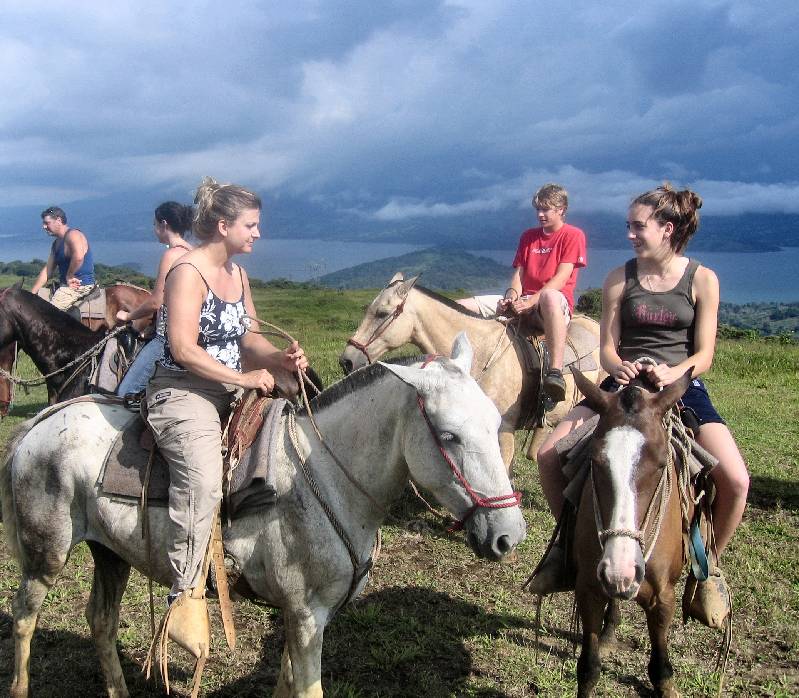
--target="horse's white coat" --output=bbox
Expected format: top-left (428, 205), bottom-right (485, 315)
top-left (2, 336), bottom-right (526, 698)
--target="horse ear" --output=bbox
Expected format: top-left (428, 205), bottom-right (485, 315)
top-left (449, 332), bottom-right (473, 375)
top-left (379, 362), bottom-right (429, 393)
top-left (12, 279), bottom-right (23, 290)
top-left (573, 368), bottom-right (611, 413)
top-left (651, 369), bottom-right (692, 417)
top-left (388, 272), bottom-right (405, 285)
top-left (396, 274), bottom-right (420, 300)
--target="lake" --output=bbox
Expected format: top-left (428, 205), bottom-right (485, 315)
top-left (1, 232), bottom-right (797, 305)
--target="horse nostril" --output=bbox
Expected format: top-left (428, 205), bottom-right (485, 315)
top-left (496, 534), bottom-right (512, 555)
top-left (339, 357), bottom-right (352, 375)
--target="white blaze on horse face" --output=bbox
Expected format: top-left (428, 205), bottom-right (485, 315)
top-left (602, 425), bottom-right (645, 531)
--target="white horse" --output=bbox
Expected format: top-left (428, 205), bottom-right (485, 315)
top-left (1, 334), bottom-right (525, 698)
top-left (339, 273), bottom-right (601, 469)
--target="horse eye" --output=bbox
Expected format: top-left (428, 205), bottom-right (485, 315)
top-left (439, 431), bottom-right (458, 443)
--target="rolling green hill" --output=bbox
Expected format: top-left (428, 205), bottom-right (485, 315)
top-left (317, 247), bottom-right (509, 292)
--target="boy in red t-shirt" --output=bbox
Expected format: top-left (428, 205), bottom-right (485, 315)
top-left (461, 183), bottom-right (587, 403)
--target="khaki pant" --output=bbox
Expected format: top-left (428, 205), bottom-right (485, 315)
top-left (49, 283), bottom-right (97, 311)
top-left (146, 365), bottom-right (239, 594)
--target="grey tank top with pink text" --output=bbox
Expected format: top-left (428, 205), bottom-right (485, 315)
top-left (618, 258), bottom-right (700, 367)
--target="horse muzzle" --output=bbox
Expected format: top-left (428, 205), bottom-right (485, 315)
top-left (597, 539), bottom-right (645, 600)
top-left (464, 507), bottom-right (526, 561)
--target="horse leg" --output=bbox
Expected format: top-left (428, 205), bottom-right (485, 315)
top-left (85, 542), bottom-right (132, 698)
top-left (9, 571), bottom-right (61, 698)
top-left (274, 608), bottom-right (326, 698)
top-left (575, 589), bottom-right (606, 698)
top-left (273, 645), bottom-right (295, 698)
top-left (644, 587), bottom-right (679, 698)
top-left (598, 598), bottom-right (620, 657)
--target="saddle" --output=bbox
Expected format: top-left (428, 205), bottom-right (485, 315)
top-left (100, 390), bottom-right (283, 519)
top-left (77, 285), bottom-right (106, 320)
top-left (515, 313), bottom-right (601, 428)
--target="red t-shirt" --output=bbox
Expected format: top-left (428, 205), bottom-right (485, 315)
top-left (512, 223), bottom-right (587, 311)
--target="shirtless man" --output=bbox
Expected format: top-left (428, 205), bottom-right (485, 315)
top-left (30, 206), bottom-right (96, 310)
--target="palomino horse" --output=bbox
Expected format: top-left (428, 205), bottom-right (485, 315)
top-left (570, 369), bottom-right (692, 698)
top-left (339, 273), bottom-right (601, 469)
top-left (1, 334), bottom-right (526, 698)
top-left (0, 287), bottom-right (118, 404)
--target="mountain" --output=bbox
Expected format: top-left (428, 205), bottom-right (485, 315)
top-left (317, 248), bottom-right (509, 292)
top-left (3, 193), bottom-right (797, 253)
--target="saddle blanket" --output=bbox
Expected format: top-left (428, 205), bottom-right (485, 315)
top-left (100, 398), bottom-right (287, 518)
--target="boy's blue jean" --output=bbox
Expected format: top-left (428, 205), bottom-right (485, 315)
top-left (116, 335), bottom-right (165, 396)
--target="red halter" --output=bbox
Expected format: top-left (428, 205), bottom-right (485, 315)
top-left (415, 357), bottom-right (521, 531)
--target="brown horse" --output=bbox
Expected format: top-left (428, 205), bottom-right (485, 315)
top-left (79, 283), bottom-right (153, 333)
top-left (339, 273), bottom-right (601, 470)
top-left (570, 368), bottom-right (693, 698)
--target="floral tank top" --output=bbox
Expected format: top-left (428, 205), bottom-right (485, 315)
top-left (159, 263), bottom-right (250, 372)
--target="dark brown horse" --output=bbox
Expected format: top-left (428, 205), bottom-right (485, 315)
top-left (570, 369), bottom-right (692, 698)
top-left (0, 287), bottom-right (115, 404)
top-left (0, 341), bottom-right (16, 416)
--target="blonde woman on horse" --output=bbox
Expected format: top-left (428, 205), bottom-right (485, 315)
top-left (115, 201), bottom-right (195, 396)
top-left (145, 177), bottom-right (308, 608)
top-left (532, 183), bottom-right (749, 625)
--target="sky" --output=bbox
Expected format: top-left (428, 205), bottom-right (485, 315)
top-left (2, 0), bottom-right (798, 224)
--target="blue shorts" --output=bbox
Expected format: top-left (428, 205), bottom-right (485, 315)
top-left (581, 375), bottom-right (726, 427)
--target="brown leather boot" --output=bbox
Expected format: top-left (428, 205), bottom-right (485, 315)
top-left (524, 544), bottom-right (574, 595)
top-left (683, 565), bottom-right (731, 629)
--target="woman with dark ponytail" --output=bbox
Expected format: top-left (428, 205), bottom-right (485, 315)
top-left (115, 201), bottom-right (195, 395)
top-left (532, 183), bottom-right (748, 627)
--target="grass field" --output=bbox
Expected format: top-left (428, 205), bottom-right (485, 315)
top-left (1, 281), bottom-right (797, 697)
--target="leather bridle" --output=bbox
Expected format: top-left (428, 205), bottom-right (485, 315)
top-left (345, 298), bottom-right (407, 365)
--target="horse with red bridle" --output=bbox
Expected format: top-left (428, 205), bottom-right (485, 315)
top-left (570, 368), bottom-right (695, 698)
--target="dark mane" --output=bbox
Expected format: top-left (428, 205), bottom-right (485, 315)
top-left (619, 374), bottom-right (660, 414)
top-left (414, 285), bottom-right (489, 320)
top-left (6, 289), bottom-right (99, 340)
top-left (298, 355), bottom-right (422, 415)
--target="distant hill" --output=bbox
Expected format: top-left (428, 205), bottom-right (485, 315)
top-left (317, 248), bottom-right (509, 292)
top-left (2, 193), bottom-right (797, 253)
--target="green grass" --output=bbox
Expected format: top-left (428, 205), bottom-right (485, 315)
top-left (1, 285), bottom-right (797, 696)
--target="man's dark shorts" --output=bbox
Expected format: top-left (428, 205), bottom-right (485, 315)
top-left (579, 375), bottom-right (726, 427)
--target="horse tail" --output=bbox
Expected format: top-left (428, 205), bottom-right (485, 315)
top-left (0, 420), bottom-right (33, 560)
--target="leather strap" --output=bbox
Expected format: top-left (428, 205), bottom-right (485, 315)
top-left (212, 513), bottom-right (236, 650)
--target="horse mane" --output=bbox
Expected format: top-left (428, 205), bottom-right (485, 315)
top-left (299, 355), bottom-right (421, 415)
top-left (413, 285), bottom-right (487, 320)
top-left (108, 281), bottom-right (151, 292)
top-left (619, 373), bottom-right (660, 414)
top-left (5, 289), bottom-right (100, 340)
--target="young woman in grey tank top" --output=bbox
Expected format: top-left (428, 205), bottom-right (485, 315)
top-left (534, 184), bottom-right (748, 627)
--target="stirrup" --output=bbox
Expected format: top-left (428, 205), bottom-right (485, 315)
top-left (143, 589), bottom-right (210, 698)
top-left (683, 567), bottom-right (731, 630)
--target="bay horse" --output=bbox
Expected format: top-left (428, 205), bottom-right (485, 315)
top-left (78, 282), bottom-right (153, 333)
top-left (570, 368), bottom-right (692, 698)
top-left (1, 334), bottom-right (526, 698)
top-left (339, 273), bottom-right (601, 470)
top-left (0, 287), bottom-right (116, 404)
